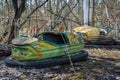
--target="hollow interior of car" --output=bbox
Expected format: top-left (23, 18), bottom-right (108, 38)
top-left (41, 33), bottom-right (69, 45)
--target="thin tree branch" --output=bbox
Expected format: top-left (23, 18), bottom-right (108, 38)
top-left (47, 3), bottom-right (81, 28)
top-left (20, 0), bottom-right (49, 28)
top-left (63, 1), bottom-right (81, 23)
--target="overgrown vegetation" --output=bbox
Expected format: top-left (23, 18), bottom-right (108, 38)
top-left (0, 0), bottom-right (120, 43)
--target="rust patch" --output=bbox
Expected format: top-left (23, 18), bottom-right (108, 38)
top-left (36, 52), bottom-right (42, 58)
top-left (69, 35), bottom-right (75, 44)
top-left (40, 42), bottom-right (46, 47)
top-left (12, 55), bottom-right (26, 59)
top-left (31, 50), bottom-right (35, 53)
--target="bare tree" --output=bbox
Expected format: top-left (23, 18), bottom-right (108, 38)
top-left (0, 0), bottom-right (49, 43)
top-left (7, 0), bottom-right (26, 43)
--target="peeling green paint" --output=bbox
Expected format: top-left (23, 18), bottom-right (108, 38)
top-left (12, 32), bottom-right (84, 61)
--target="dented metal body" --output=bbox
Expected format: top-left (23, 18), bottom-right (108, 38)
top-left (73, 25), bottom-right (115, 43)
top-left (11, 32), bottom-right (84, 61)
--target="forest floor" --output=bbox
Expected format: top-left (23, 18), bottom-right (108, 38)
top-left (0, 48), bottom-right (120, 80)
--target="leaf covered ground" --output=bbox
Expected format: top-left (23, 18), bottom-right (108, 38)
top-left (0, 48), bottom-right (120, 80)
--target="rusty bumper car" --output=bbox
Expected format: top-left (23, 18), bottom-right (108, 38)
top-left (73, 25), bottom-right (116, 45)
top-left (5, 32), bottom-right (88, 68)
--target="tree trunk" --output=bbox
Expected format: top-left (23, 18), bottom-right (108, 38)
top-left (89, 0), bottom-right (94, 26)
top-left (8, 0), bottom-right (26, 43)
top-left (83, 0), bottom-right (89, 25)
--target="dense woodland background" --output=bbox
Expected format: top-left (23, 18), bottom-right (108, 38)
top-left (0, 0), bottom-right (120, 44)
top-left (0, 1), bottom-right (120, 80)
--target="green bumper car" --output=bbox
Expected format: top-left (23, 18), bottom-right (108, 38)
top-left (5, 32), bottom-right (88, 68)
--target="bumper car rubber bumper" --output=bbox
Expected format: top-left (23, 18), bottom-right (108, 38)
top-left (5, 50), bottom-right (88, 69)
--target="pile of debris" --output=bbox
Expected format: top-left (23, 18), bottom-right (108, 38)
top-left (0, 44), bottom-right (11, 57)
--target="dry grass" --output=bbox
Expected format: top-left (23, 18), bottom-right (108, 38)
top-left (87, 48), bottom-right (120, 60)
